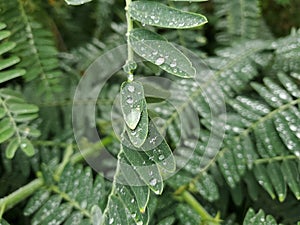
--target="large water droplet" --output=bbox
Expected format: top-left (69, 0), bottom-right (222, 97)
top-left (155, 57), bottom-right (165, 66)
top-left (126, 97), bottom-right (133, 104)
top-left (149, 178), bottom-right (157, 186)
top-left (128, 85), bottom-right (135, 93)
top-left (109, 218), bottom-right (114, 224)
top-left (158, 155), bottom-right (165, 161)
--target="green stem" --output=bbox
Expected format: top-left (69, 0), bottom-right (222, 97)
top-left (181, 190), bottom-right (221, 225)
top-left (125, 0), bottom-right (135, 80)
top-left (0, 178), bottom-right (44, 214)
top-left (254, 154), bottom-right (298, 164)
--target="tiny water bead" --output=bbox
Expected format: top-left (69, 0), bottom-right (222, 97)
top-left (170, 60), bottom-right (177, 68)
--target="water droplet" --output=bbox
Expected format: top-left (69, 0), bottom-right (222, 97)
top-left (128, 85), bottom-right (135, 93)
top-left (170, 61), bottom-right (177, 68)
top-left (290, 124), bottom-right (297, 131)
top-left (152, 51), bottom-right (158, 56)
top-left (155, 57), bottom-right (165, 66)
top-left (21, 143), bottom-right (27, 148)
top-left (109, 218), bottom-right (114, 224)
top-left (158, 155), bottom-right (165, 160)
top-left (149, 178), bottom-right (157, 186)
top-left (126, 97), bottom-right (133, 104)
top-left (131, 198), bottom-right (135, 203)
top-left (128, 74), bottom-right (134, 82)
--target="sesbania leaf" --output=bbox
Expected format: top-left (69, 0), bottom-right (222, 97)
top-left (129, 29), bottom-right (196, 78)
top-left (129, 1), bottom-right (207, 29)
top-left (121, 81), bottom-right (145, 130)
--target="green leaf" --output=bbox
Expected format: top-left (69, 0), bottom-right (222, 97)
top-left (64, 0), bottom-right (93, 6)
top-left (20, 138), bottom-right (35, 157)
top-left (91, 205), bottom-right (103, 225)
top-left (126, 101), bottom-right (148, 148)
top-left (0, 70), bottom-right (26, 84)
top-left (9, 103), bottom-right (39, 114)
top-left (267, 163), bottom-right (286, 202)
top-left (253, 164), bottom-right (276, 199)
top-left (0, 126), bottom-right (14, 144)
top-left (129, 29), bottom-right (196, 78)
top-left (243, 209), bottom-right (278, 225)
top-left (0, 56), bottom-right (20, 70)
top-left (5, 137), bottom-right (19, 159)
top-left (129, 1), bottom-right (207, 29)
top-left (121, 81), bottom-right (145, 130)
top-left (281, 160), bottom-right (300, 199)
top-left (0, 107), bottom-right (5, 119)
top-left (0, 42), bottom-right (15, 55)
top-left (24, 190), bottom-right (51, 216)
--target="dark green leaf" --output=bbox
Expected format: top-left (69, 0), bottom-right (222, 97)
top-left (129, 29), bottom-right (195, 78)
top-left (129, 1), bottom-right (207, 29)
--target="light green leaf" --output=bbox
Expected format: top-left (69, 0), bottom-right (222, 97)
top-left (121, 81), bottom-right (145, 130)
top-left (129, 1), bottom-right (207, 29)
top-left (9, 103), bottom-right (39, 114)
top-left (5, 137), bottom-right (19, 159)
top-left (129, 29), bottom-right (196, 78)
top-left (0, 70), bottom-right (26, 84)
top-left (64, 0), bottom-right (93, 5)
top-left (0, 126), bottom-right (14, 144)
top-left (0, 42), bottom-right (15, 55)
top-left (0, 56), bottom-right (20, 70)
top-left (20, 138), bottom-right (35, 157)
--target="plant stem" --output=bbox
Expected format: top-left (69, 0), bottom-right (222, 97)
top-left (125, 0), bottom-right (135, 80)
top-left (0, 178), bottom-right (44, 214)
top-left (181, 190), bottom-right (221, 225)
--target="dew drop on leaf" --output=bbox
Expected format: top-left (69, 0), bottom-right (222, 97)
top-left (149, 178), bottom-right (157, 186)
top-left (127, 85), bottom-right (135, 93)
top-left (158, 155), bottom-right (165, 161)
top-left (155, 57), bottom-right (165, 65)
top-left (126, 97), bottom-right (134, 104)
top-left (109, 217), bottom-right (114, 224)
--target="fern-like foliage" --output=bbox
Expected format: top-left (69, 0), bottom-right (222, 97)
top-left (271, 28), bottom-right (300, 73)
top-left (0, 23), bottom-right (25, 83)
top-left (243, 208), bottom-right (281, 225)
top-left (214, 0), bottom-right (264, 43)
top-left (153, 30), bottom-right (300, 223)
top-left (24, 163), bottom-right (109, 225)
top-left (0, 23), bottom-right (39, 158)
top-left (0, 88), bottom-right (40, 158)
top-left (0, 0), bottom-right (63, 100)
